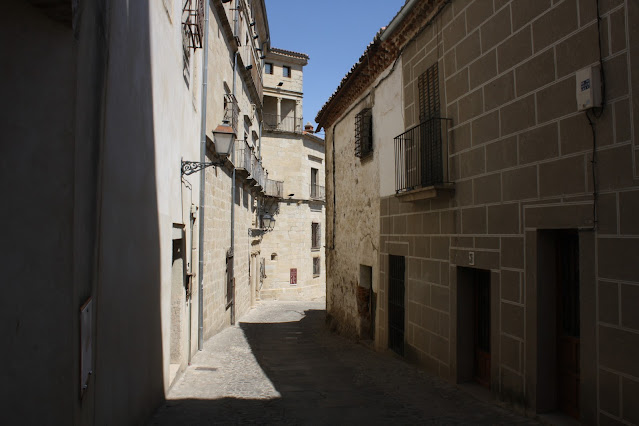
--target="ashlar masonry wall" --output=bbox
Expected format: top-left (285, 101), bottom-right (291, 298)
top-left (378, 0), bottom-right (639, 423)
top-left (260, 132), bottom-right (326, 300)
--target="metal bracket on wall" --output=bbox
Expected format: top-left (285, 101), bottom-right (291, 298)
top-left (181, 160), bottom-right (224, 176)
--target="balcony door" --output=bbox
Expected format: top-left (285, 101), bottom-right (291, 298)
top-left (417, 63), bottom-right (442, 187)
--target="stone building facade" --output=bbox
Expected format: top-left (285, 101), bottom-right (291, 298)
top-left (2, 1), bottom-right (205, 424)
top-left (199, 0), bottom-right (269, 341)
top-left (259, 49), bottom-right (327, 300)
top-left (318, 0), bottom-right (639, 423)
top-left (1, 0), bottom-right (310, 424)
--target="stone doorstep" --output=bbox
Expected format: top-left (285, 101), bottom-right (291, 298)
top-left (396, 183), bottom-right (456, 202)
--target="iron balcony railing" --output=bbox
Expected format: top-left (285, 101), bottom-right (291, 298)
top-left (234, 139), bottom-right (253, 174)
top-left (224, 93), bottom-right (239, 134)
top-left (263, 113), bottom-right (303, 134)
top-left (310, 184), bottom-right (325, 200)
top-left (394, 117), bottom-right (451, 193)
top-left (265, 179), bottom-right (284, 198)
top-left (182, 0), bottom-right (204, 50)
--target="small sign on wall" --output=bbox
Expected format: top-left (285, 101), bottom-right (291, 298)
top-left (290, 268), bottom-right (297, 285)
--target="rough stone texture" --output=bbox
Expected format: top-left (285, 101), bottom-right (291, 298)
top-left (148, 301), bottom-right (538, 425)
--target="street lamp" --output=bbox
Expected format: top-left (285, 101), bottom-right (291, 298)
top-left (212, 120), bottom-right (235, 158)
top-left (261, 213), bottom-right (275, 230)
top-left (181, 120), bottom-right (236, 176)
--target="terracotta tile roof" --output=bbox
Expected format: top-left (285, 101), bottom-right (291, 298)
top-left (315, 0), bottom-right (446, 130)
top-left (270, 47), bottom-right (310, 60)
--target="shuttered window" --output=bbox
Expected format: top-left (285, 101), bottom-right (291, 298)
top-left (418, 63), bottom-right (440, 121)
top-left (355, 108), bottom-right (373, 158)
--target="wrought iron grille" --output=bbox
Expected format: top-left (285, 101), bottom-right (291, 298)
top-left (388, 255), bottom-right (405, 356)
top-left (355, 108), bottom-right (373, 158)
top-left (394, 117), bottom-right (450, 193)
top-left (311, 222), bottom-right (321, 250)
top-left (313, 257), bottom-right (321, 277)
top-left (224, 94), bottom-right (239, 134)
top-left (182, 0), bottom-right (204, 50)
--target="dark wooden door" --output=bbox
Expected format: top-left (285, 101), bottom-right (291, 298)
top-left (557, 232), bottom-right (580, 419)
top-left (473, 269), bottom-right (491, 388)
top-left (388, 255), bottom-right (405, 356)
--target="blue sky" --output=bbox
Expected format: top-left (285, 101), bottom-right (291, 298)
top-left (265, 0), bottom-right (406, 135)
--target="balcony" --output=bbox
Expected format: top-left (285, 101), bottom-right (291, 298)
top-left (394, 117), bottom-right (454, 201)
top-left (310, 184), bottom-right (325, 201)
top-left (263, 113), bottom-right (303, 134)
top-left (264, 179), bottom-right (284, 198)
top-left (250, 156), bottom-right (265, 190)
top-left (234, 139), bottom-right (253, 178)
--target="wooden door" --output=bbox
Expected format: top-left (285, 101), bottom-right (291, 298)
top-left (473, 269), bottom-right (491, 388)
top-left (557, 232), bottom-right (580, 419)
top-left (388, 255), bottom-right (405, 356)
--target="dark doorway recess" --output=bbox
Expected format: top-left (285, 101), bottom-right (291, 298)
top-left (537, 229), bottom-right (580, 420)
top-left (457, 267), bottom-right (491, 389)
top-left (388, 255), bottom-right (405, 356)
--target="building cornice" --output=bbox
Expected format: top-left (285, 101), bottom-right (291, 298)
top-left (267, 47), bottom-right (309, 66)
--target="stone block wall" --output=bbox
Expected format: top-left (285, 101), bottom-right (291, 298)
top-left (377, 0), bottom-right (639, 422)
top-left (202, 160), bottom-right (259, 338)
top-left (259, 132), bottom-right (326, 301)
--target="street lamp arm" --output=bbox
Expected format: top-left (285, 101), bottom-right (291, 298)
top-left (181, 160), bottom-right (225, 176)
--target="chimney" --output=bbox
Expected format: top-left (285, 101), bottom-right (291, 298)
top-left (304, 122), bottom-right (314, 133)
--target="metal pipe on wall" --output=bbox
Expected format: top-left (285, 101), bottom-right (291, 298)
top-left (197, 0), bottom-right (210, 351)
top-left (229, 0), bottom-right (239, 325)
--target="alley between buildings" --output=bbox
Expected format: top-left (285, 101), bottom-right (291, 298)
top-left (148, 300), bottom-right (537, 425)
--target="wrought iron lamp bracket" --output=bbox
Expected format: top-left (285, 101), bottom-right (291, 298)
top-left (181, 160), bottom-right (224, 176)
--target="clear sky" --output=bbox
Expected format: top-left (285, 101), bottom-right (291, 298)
top-left (265, 0), bottom-right (406, 135)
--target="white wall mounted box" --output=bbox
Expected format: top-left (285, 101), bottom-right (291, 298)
top-left (576, 66), bottom-right (602, 111)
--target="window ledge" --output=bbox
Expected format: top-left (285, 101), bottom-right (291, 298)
top-left (396, 183), bottom-right (455, 202)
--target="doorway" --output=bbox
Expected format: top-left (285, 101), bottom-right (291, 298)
top-left (457, 267), bottom-right (491, 388)
top-left (537, 230), bottom-right (580, 419)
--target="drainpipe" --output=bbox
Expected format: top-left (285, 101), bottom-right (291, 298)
top-left (380, 0), bottom-right (420, 42)
top-left (197, 0), bottom-right (210, 351)
top-left (229, 0), bottom-right (239, 325)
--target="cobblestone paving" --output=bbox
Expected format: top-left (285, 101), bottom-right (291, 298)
top-left (148, 300), bottom-right (538, 425)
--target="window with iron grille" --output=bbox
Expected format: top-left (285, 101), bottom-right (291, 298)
top-left (311, 222), bottom-right (321, 250)
top-left (418, 63), bottom-right (440, 122)
top-left (313, 257), bottom-right (321, 277)
top-left (355, 108), bottom-right (373, 158)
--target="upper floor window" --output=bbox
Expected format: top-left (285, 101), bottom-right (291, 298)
top-left (311, 222), bottom-right (321, 250)
top-left (265, 63), bottom-right (273, 74)
top-left (283, 66), bottom-right (291, 78)
top-left (355, 108), bottom-right (373, 158)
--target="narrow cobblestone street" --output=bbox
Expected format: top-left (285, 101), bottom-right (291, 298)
top-left (148, 300), bottom-right (537, 425)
